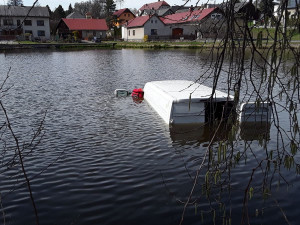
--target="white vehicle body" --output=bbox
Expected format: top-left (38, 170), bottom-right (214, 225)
top-left (144, 80), bottom-right (234, 125)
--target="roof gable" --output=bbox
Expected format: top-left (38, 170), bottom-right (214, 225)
top-left (139, 1), bottom-right (170, 11)
top-left (126, 15), bottom-right (151, 28)
top-left (126, 15), bottom-right (165, 28)
top-left (66, 11), bottom-right (85, 19)
top-left (62, 18), bottom-right (108, 31)
top-left (113, 8), bottom-right (134, 17)
top-left (161, 8), bottom-right (217, 24)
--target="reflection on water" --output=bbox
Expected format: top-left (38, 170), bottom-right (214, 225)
top-left (239, 122), bottom-right (271, 141)
top-left (169, 123), bottom-right (232, 145)
top-left (170, 122), bottom-right (271, 144)
top-left (0, 49), bottom-right (298, 225)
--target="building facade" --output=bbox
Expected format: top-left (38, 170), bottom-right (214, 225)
top-left (123, 15), bottom-right (168, 41)
top-left (123, 8), bottom-right (223, 41)
top-left (56, 18), bottom-right (108, 40)
top-left (0, 5), bottom-right (50, 40)
top-left (113, 8), bottom-right (136, 27)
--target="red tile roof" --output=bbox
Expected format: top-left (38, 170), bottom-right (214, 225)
top-left (126, 15), bottom-right (151, 28)
top-left (62, 18), bottom-right (108, 31)
top-left (114, 8), bottom-right (135, 17)
top-left (113, 8), bottom-right (127, 17)
top-left (139, 1), bottom-right (170, 11)
top-left (161, 8), bottom-right (217, 24)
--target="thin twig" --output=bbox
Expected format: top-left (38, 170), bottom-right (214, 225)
top-left (0, 101), bottom-right (39, 225)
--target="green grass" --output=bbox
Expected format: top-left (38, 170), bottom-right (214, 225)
top-left (291, 32), bottom-right (300, 41)
top-left (17, 41), bottom-right (39, 44)
top-left (104, 40), bottom-right (218, 49)
top-left (251, 27), bottom-right (300, 41)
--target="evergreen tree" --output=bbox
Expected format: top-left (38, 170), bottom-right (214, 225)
top-left (105, 0), bottom-right (116, 28)
top-left (66, 4), bottom-right (73, 16)
top-left (7, 0), bottom-right (23, 6)
top-left (46, 5), bottom-right (52, 17)
top-left (105, 0), bottom-right (116, 17)
top-left (52, 5), bottom-right (66, 21)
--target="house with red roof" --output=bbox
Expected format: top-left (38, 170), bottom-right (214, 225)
top-left (139, 0), bottom-right (170, 16)
top-left (123, 7), bottom-right (224, 41)
top-left (123, 15), bottom-right (168, 41)
top-left (56, 18), bottom-right (108, 40)
top-left (113, 8), bottom-right (136, 27)
top-left (161, 7), bottom-right (223, 39)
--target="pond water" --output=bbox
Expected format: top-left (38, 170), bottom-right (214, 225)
top-left (0, 49), bottom-right (298, 225)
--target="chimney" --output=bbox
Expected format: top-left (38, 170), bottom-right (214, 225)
top-left (190, 5), bottom-right (194, 12)
top-left (86, 12), bottom-right (92, 19)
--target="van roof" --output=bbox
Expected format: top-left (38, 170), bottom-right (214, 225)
top-left (145, 80), bottom-right (233, 103)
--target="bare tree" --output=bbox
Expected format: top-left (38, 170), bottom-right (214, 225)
top-left (116, 0), bottom-right (124, 9)
top-left (7, 0), bottom-right (23, 6)
top-left (164, 0), bottom-right (300, 225)
top-left (0, 68), bottom-right (46, 225)
top-left (74, 0), bottom-right (106, 18)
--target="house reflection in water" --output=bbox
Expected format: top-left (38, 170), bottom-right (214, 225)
top-left (239, 122), bottom-right (271, 141)
top-left (169, 123), bottom-right (231, 145)
top-left (169, 121), bottom-right (271, 145)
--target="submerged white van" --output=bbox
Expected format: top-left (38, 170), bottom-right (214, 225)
top-left (144, 80), bottom-right (235, 125)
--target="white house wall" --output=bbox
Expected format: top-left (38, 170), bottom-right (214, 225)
top-left (124, 16), bottom-right (213, 41)
top-left (1, 16), bottom-right (50, 39)
top-left (127, 27), bottom-right (145, 41)
top-left (122, 26), bottom-right (127, 40)
top-left (22, 17), bottom-right (50, 39)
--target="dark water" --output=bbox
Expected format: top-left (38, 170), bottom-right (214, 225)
top-left (0, 49), bottom-right (298, 225)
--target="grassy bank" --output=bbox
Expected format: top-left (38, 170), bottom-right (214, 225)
top-left (251, 27), bottom-right (300, 41)
top-left (0, 41), bottom-right (116, 50)
top-left (108, 40), bottom-right (300, 50)
top-left (2, 36), bottom-right (299, 51)
top-left (110, 41), bottom-right (217, 49)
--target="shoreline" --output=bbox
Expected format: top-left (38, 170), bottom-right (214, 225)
top-left (0, 42), bottom-right (117, 50)
top-left (0, 41), bottom-right (299, 51)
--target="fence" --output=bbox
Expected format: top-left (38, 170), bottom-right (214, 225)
top-left (0, 35), bottom-right (17, 40)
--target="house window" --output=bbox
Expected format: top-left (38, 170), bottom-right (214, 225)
top-left (24, 20), bottom-right (32, 26)
top-left (133, 30), bottom-right (135, 36)
top-left (151, 29), bottom-right (158, 35)
top-left (17, 20), bottom-right (21, 26)
top-left (151, 20), bottom-right (153, 23)
top-left (155, 20), bottom-right (157, 23)
top-left (37, 20), bottom-right (44, 26)
top-left (3, 19), bottom-right (13, 26)
top-left (129, 30), bottom-right (130, 36)
top-left (25, 30), bottom-right (32, 34)
top-left (124, 14), bottom-right (126, 17)
top-left (38, 30), bottom-right (45, 36)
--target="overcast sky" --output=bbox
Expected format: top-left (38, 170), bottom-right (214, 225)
top-left (21, 0), bottom-right (214, 11)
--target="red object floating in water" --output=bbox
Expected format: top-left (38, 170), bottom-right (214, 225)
top-left (131, 88), bottom-right (144, 99)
